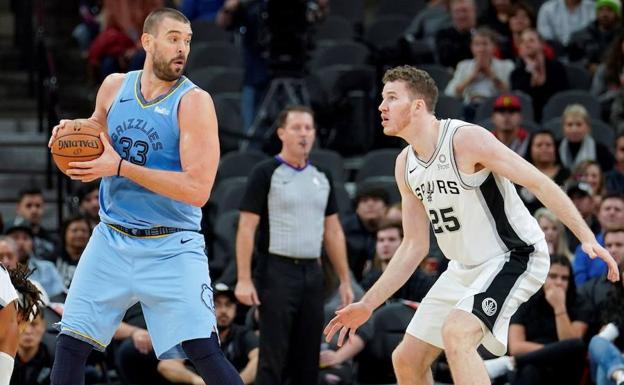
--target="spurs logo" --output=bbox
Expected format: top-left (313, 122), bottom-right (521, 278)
top-left (482, 297), bottom-right (497, 317)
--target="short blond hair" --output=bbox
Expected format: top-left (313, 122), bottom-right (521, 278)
top-left (562, 104), bottom-right (591, 126)
top-left (382, 65), bottom-right (439, 113)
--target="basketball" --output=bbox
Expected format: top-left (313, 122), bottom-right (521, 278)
top-left (51, 119), bottom-right (104, 175)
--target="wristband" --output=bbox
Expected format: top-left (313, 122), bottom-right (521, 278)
top-left (117, 159), bottom-right (123, 177)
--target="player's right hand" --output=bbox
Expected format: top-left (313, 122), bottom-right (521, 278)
top-left (48, 119), bottom-right (72, 148)
top-left (324, 301), bottom-right (373, 347)
top-left (235, 278), bottom-right (261, 306)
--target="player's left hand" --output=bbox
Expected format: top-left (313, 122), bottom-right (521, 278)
top-left (582, 241), bottom-right (620, 282)
top-left (66, 133), bottom-right (121, 182)
top-left (338, 281), bottom-right (354, 308)
top-left (324, 301), bottom-right (373, 347)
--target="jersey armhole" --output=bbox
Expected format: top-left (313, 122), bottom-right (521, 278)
top-left (449, 125), bottom-right (490, 190)
top-left (106, 73), bottom-right (133, 118)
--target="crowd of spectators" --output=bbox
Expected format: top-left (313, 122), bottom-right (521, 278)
top-left (5, 0), bottom-right (624, 383)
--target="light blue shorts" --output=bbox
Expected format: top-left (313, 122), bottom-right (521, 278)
top-left (59, 223), bottom-right (216, 359)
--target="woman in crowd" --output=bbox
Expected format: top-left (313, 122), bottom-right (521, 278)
top-left (485, 255), bottom-right (587, 385)
top-left (50, 216), bottom-right (91, 289)
top-left (534, 208), bottom-right (573, 261)
top-left (520, 130), bottom-right (570, 212)
top-left (559, 104), bottom-right (614, 172)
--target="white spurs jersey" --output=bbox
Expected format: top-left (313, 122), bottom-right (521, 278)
top-left (405, 119), bottom-right (544, 266)
top-left (0, 264), bottom-right (17, 309)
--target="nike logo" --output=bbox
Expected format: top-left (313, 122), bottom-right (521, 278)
top-left (180, 238), bottom-right (193, 244)
top-left (409, 166), bottom-right (418, 173)
top-left (119, 98), bottom-right (133, 103)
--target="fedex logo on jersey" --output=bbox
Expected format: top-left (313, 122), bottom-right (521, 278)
top-left (413, 180), bottom-right (460, 202)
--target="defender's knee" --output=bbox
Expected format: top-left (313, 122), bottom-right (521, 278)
top-left (442, 311), bottom-right (483, 352)
top-left (392, 341), bottom-right (427, 376)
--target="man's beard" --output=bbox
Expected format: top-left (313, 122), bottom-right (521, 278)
top-left (153, 53), bottom-right (184, 82)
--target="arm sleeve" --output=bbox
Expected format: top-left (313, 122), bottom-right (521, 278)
top-left (239, 161), bottom-right (276, 215)
top-left (317, 167), bottom-right (338, 217)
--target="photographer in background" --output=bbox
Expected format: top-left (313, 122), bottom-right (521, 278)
top-left (217, 0), bottom-right (325, 136)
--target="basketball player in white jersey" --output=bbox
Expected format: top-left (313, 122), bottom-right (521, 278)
top-left (324, 65), bottom-right (620, 385)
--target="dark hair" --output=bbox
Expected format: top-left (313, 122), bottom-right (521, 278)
top-left (604, 227), bottom-right (624, 239)
top-left (524, 130), bottom-right (562, 166)
top-left (60, 215), bottom-right (91, 249)
top-left (549, 254), bottom-right (577, 309)
top-left (604, 32), bottom-right (624, 88)
top-left (383, 65), bottom-right (439, 113)
top-left (355, 186), bottom-right (390, 205)
top-left (17, 188), bottom-right (42, 202)
top-left (276, 105), bottom-right (315, 129)
top-left (376, 220), bottom-right (404, 238)
top-left (143, 7), bottom-right (190, 35)
top-left (9, 263), bottom-right (43, 322)
top-left (472, 26), bottom-right (499, 44)
top-left (76, 182), bottom-right (99, 204)
top-left (510, 1), bottom-right (536, 27)
top-left (601, 192), bottom-right (624, 208)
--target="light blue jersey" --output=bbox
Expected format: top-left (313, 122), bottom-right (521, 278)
top-left (100, 70), bottom-right (201, 230)
top-left (59, 71), bottom-right (217, 359)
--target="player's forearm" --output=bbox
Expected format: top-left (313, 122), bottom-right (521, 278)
top-left (362, 241), bottom-right (426, 310)
top-left (530, 176), bottom-right (595, 243)
top-left (324, 228), bottom-right (351, 284)
top-left (119, 161), bottom-right (213, 207)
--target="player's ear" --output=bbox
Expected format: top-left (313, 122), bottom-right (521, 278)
top-left (141, 33), bottom-right (152, 52)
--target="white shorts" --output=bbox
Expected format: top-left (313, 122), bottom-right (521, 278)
top-left (406, 241), bottom-right (549, 356)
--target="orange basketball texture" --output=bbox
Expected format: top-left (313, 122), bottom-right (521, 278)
top-left (51, 119), bottom-right (104, 175)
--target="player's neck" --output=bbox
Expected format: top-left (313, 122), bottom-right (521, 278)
top-left (139, 68), bottom-right (179, 101)
top-left (405, 115), bottom-right (440, 161)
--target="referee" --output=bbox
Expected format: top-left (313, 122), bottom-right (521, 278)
top-left (235, 105), bottom-right (353, 385)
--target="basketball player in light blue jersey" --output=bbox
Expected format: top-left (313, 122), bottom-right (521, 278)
top-left (47, 8), bottom-right (243, 385)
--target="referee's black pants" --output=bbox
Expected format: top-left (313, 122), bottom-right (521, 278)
top-left (255, 253), bottom-right (324, 385)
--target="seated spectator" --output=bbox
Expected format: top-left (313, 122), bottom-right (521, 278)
top-left (180, 0), bottom-right (225, 22)
top-left (568, 0), bottom-right (622, 71)
top-left (0, 236), bottom-right (19, 270)
top-left (445, 28), bottom-right (514, 119)
top-left (610, 80), bottom-right (624, 135)
top-left (13, 188), bottom-right (56, 260)
top-left (342, 187), bottom-right (389, 282)
top-left (520, 130), bottom-right (570, 212)
top-left (503, 2), bottom-right (556, 60)
top-left (5, 225), bottom-right (65, 299)
top-left (477, 0), bottom-right (513, 40)
top-left (403, 0), bottom-right (452, 44)
top-left (572, 160), bottom-right (606, 209)
top-left (434, 0), bottom-right (477, 69)
top-left (72, 0), bottom-right (102, 56)
top-left (565, 182), bottom-right (602, 252)
top-left (76, 182), bottom-right (100, 230)
top-left (113, 304), bottom-right (170, 385)
top-left (510, 29), bottom-right (569, 122)
top-left (10, 312), bottom-right (53, 385)
top-left (535, 208), bottom-right (574, 260)
top-left (360, 221), bottom-right (434, 302)
top-left (490, 94), bottom-right (530, 157)
top-left (158, 284), bottom-right (259, 384)
top-left (558, 104), bottom-right (615, 172)
top-left (574, 193), bottom-right (624, 285)
top-left (591, 32), bottom-right (624, 119)
top-left (51, 216), bottom-right (91, 288)
top-left (484, 255), bottom-right (587, 385)
top-left (606, 134), bottom-right (624, 194)
top-left (88, 0), bottom-right (163, 81)
top-left (537, 0), bottom-right (595, 48)
top-left (585, 229), bottom-right (624, 385)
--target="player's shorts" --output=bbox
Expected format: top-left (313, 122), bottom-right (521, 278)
top-left (406, 240), bottom-right (549, 356)
top-left (58, 223), bottom-right (216, 359)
